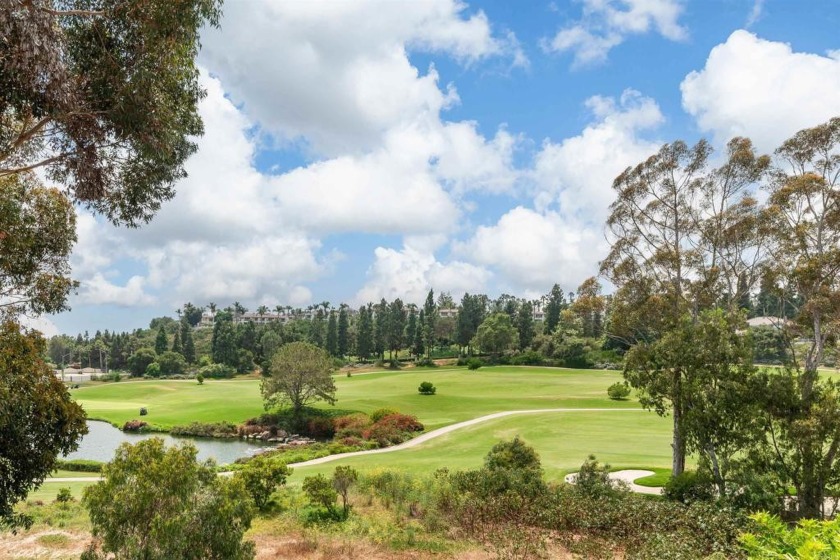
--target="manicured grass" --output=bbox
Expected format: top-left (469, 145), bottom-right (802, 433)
top-left (288, 408), bottom-right (673, 483)
top-left (74, 366), bottom-right (637, 430)
top-left (26, 481), bottom-right (92, 502)
top-left (632, 468), bottom-right (672, 487)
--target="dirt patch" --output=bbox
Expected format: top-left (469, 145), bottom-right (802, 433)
top-left (0, 530), bottom-right (90, 559)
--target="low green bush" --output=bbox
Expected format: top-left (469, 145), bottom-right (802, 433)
top-left (56, 459), bottom-right (104, 473)
top-left (663, 470), bottom-right (715, 504)
top-left (418, 381), bottom-right (436, 395)
top-left (607, 382), bottom-right (631, 400)
top-left (170, 421), bottom-right (238, 438)
top-left (467, 358), bottom-right (482, 370)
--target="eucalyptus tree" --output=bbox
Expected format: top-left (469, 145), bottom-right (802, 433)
top-left (760, 117), bottom-right (840, 518)
top-left (601, 137), bottom-right (769, 476)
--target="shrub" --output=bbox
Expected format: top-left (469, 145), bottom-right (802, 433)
top-left (739, 512), bottom-right (840, 559)
top-left (56, 459), bottom-right (103, 473)
top-left (234, 455), bottom-right (291, 511)
top-left (139, 407), bottom-right (148, 416)
top-left (170, 421), bottom-right (238, 438)
top-left (306, 416), bottom-right (335, 439)
top-left (144, 362), bottom-right (161, 378)
top-left (510, 350), bottom-right (543, 366)
top-left (333, 414), bottom-right (371, 439)
top-left (418, 381), bottom-right (436, 395)
top-left (485, 436), bottom-right (542, 474)
top-left (607, 382), bottom-right (631, 400)
top-left (467, 358), bottom-right (482, 370)
top-left (575, 454), bottom-right (625, 498)
top-left (370, 408), bottom-right (398, 423)
top-left (663, 470), bottom-right (715, 504)
top-left (157, 351), bottom-right (186, 375)
top-left (56, 487), bottom-right (73, 503)
top-left (416, 357), bottom-right (437, 367)
top-left (199, 363), bottom-right (235, 379)
top-left (196, 373), bottom-right (204, 385)
top-left (363, 413), bottom-right (424, 447)
top-left (122, 420), bottom-right (148, 432)
top-left (302, 474), bottom-right (339, 520)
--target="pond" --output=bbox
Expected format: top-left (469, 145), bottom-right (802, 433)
top-left (64, 421), bottom-right (273, 465)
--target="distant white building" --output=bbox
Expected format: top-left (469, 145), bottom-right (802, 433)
top-left (746, 316), bottom-right (788, 330)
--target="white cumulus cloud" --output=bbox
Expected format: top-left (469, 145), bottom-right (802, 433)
top-left (543, 0), bottom-right (687, 67)
top-left (681, 30), bottom-right (840, 152)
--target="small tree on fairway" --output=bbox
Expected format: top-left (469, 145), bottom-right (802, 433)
top-left (81, 439), bottom-right (255, 560)
top-left (418, 381), bottom-right (436, 395)
top-left (261, 342), bottom-right (336, 418)
top-left (607, 382), bottom-right (631, 400)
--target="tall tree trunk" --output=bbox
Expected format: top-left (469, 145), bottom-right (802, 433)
top-left (672, 369), bottom-right (686, 476)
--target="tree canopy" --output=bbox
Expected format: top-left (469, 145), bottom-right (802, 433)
top-left (0, 0), bottom-right (222, 226)
top-left (261, 342), bottom-right (336, 417)
top-left (82, 439), bottom-right (255, 560)
top-left (0, 320), bottom-right (87, 529)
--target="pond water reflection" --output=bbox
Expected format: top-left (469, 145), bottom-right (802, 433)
top-left (65, 421), bottom-right (273, 465)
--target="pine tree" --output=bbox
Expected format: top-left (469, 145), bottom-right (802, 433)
top-left (388, 299), bottom-right (406, 360)
top-left (373, 299), bottom-right (388, 361)
top-left (326, 310), bottom-right (338, 357)
top-left (517, 301), bottom-right (535, 351)
top-left (171, 328), bottom-right (183, 355)
top-left (406, 307), bottom-right (418, 357)
top-left (337, 306), bottom-right (350, 357)
top-left (423, 289), bottom-right (437, 359)
top-left (154, 326), bottom-right (168, 355)
top-left (356, 305), bottom-right (373, 362)
top-left (414, 309), bottom-right (425, 358)
top-left (544, 284), bottom-right (566, 334)
top-left (181, 319), bottom-right (196, 364)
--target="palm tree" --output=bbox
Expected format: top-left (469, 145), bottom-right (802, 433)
top-left (257, 305), bottom-right (269, 316)
top-left (208, 302), bottom-right (217, 313)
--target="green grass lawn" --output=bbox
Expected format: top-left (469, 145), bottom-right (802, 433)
top-left (73, 366), bottom-right (637, 430)
top-left (287, 408), bottom-right (672, 482)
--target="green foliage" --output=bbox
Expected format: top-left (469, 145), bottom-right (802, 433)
top-left (302, 473), bottom-right (339, 520)
top-left (0, 174), bottom-right (77, 315)
top-left (235, 455), bottom-right (291, 511)
top-left (471, 312), bottom-right (517, 355)
top-left (262, 342), bottom-right (336, 417)
top-left (128, 347), bottom-right (156, 377)
top-left (144, 361), bottom-right (161, 378)
top-left (154, 326), bottom-right (168, 355)
top-left (55, 459), bottom-right (103, 473)
top-left (607, 381), bottom-right (631, 400)
top-left (156, 350), bottom-right (186, 375)
top-left (467, 358), bottom-right (482, 370)
top-left (370, 408), bottom-right (399, 423)
top-left (333, 465), bottom-right (358, 517)
top-left (739, 512), bottom-right (840, 559)
top-left (1, 0), bottom-right (222, 227)
top-left (55, 487), bottom-right (73, 504)
top-left (196, 372), bottom-right (204, 385)
top-left (170, 421), bottom-right (237, 438)
top-left (0, 321), bottom-right (87, 530)
top-left (81, 439), bottom-right (255, 560)
top-left (484, 436), bottom-right (542, 475)
top-left (199, 362), bottom-right (235, 379)
top-left (663, 470), bottom-right (715, 504)
top-left (418, 381), bottom-right (436, 395)
top-left (574, 454), bottom-right (625, 499)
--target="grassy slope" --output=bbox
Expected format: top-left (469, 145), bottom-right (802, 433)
top-left (73, 366), bottom-right (638, 430)
top-left (288, 408), bottom-right (672, 481)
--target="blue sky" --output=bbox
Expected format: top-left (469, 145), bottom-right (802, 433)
top-left (40, 0), bottom-right (840, 336)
